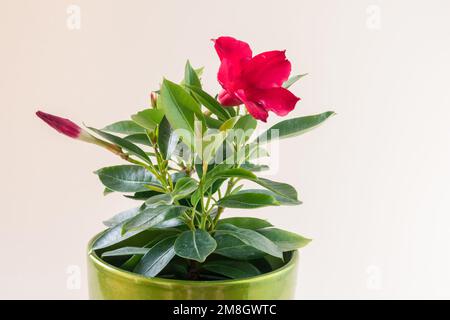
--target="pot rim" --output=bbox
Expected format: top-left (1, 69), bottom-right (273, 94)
top-left (88, 231), bottom-right (299, 286)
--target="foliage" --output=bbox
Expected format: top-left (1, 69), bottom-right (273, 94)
top-left (38, 47), bottom-right (334, 281)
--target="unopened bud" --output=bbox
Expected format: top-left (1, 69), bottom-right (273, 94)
top-left (150, 92), bottom-right (158, 108)
top-left (36, 110), bottom-right (121, 154)
top-left (36, 110), bottom-right (96, 143)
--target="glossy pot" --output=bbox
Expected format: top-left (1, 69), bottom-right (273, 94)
top-left (87, 232), bottom-right (299, 300)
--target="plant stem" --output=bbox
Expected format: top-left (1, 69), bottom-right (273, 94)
top-left (212, 207), bottom-right (224, 230)
top-left (199, 184), bottom-right (206, 229)
top-left (211, 178), bottom-right (237, 230)
top-left (198, 161), bottom-right (210, 230)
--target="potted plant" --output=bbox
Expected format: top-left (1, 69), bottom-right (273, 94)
top-left (37, 36), bottom-right (334, 300)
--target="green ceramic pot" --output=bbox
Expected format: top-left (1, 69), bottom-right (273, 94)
top-left (87, 232), bottom-right (299, 300)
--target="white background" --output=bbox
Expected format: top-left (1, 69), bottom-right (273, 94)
top-left (1, 0), bottom-right (449, 299)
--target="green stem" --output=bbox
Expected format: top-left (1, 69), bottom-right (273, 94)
top-left (212, 207), bottom-right (224, 230)
top-left (205, 191), bottom-right (212, 211)
top-left (198, 161), bottom-right (210, 230)
top-left (183, 211), bottom-right (195, 231)
top-left (199, 185), bottom-right (206, 229)
top-left (211, 178), bottom-right (236, 230)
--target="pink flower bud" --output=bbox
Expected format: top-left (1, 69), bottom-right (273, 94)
top-left (36, 110), bottom-right (95, 143)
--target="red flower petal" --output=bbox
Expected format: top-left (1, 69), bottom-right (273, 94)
top-left (213, 36), bottom-right (252, 62)
top-left (213, 37), bottom-right (300, 122)
top-left (235, 90), bottom-right (269, 122)
top-left (242, 50), bottom-right (291, 89)
top-left (245, 87), bottom-right (300, 117)
top-left (214, 37), bottom-right (252, 92)
top-left (217, 59), bottom-right (241, 91)
top-left (218, 90), bottom-right (242, 106)
top-left (244, 100), bottom-right (270, 122)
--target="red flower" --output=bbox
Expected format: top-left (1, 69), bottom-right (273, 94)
top-left (213, 36), bottom-right (300, 122)
top-left (36, 110), bottom-right (95, 143)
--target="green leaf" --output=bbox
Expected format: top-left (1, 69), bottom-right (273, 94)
top-left (202, 260), bottom-right (261, 279)
top-left (214, 234), bottom-right (265, 260)
top-left (226, 106), bottom-right (236, 117)
top-left (190, 189), bottom-right (202, 209)
top-left (120, 232), bottom-right (177, 271)
top-left (246, 144), bottom-right (270, 160)
top-left (124, 190), bottom-right (160, 200)
top-left (217, 217), bottom-right (273, 230)
top-left (187, 86), bottom-right (230, 121)
top-left (194, 67), bottom-right (204, 78)
top-left (131, 109), bottom-right (164, 131)
top-left (257, 228), bottom-right (312, 251)
top-left (238, 189), bottom-right (301, 206)
top-left (282, 73), bottom-right (308, 89)
top-left (200, 132), bottom-right (229, 164)
top-left (233, 114), bottom-right (257, 144)
top-left (158, 258), bottom-right (190, 278)
top-left (235, 114), bottom-right (257, 132)
top-left (171, 172), bottom-right (187, 183)
top-left (230, 184), bottom-right (244, 194)
top-left (144, 193), bottom-right (173, 208)
top-left (123, 133), bottom-right (152, 147)
top-left (219, 116), bottom-right (240, 131)
top-left (201, 121), bottom-right (239, 164)
top-left (103, 207), bottom-right (141, 227)
top-left (174, 229), bottom-right (217, 262)
top-left (252, 178), bottom-right (300, 204)
top-left (215, 224), bottom-right (283, 259)
top-left (204, 116), bottom-right (223, 129)
top-left (228, 143), bottom-right (269, 165)
top-left (263, 255), bottom-right (285, 271)
top-left (184, 60), bottom-right (202, 89)
top-left (88, 127), bottom-right (151, 163)
top-left (95, 165), bottom-right (158, 193)
top-left (102, 120), bottom-right (145, 134)
top-left (103, 187), bottom-right (114, 196)
top-left (256, 111), bottom-right (335, 143)
top-left (101, 247), bottom-right (150, 258)
top-left (196, 164), bottom-right (254, 199)
top-left (134, 236), bottom-right (178, 277)
top-left (205, 165), bottom-right (256, 189)
top-left (159, 79), bottom-right (204, 146)
top-left (121, 255), bottom-right (144, 271)
top-left (217, 192), bottom-right (280, 209)
top-left (123, 205), bottom-right (187, 233)
top-left (92, 223), bottom-right (160, 251)
top-left (240, 163), bottom-right (269, 172)
top-left (204, 165), bottom-right (299, 204)
top-left (157, 117), bottom-right (179, 159)
top-left (145, 184), bottom-right (166, 193)
top-left (172, 177), bottom-right (198, 201)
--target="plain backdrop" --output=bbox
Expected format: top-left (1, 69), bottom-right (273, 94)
top-left (1, 0), bottom-right (450, 299)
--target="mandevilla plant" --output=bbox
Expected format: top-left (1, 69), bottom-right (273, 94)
top-left (37, 36), bottom-right (334, 281)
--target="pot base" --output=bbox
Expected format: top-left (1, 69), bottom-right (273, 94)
top-left (87, 233), bottom-right (299, 300)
